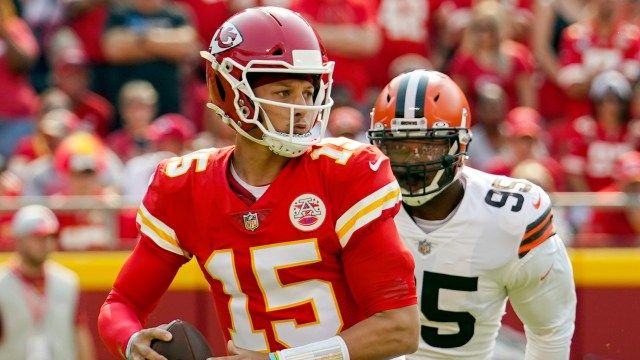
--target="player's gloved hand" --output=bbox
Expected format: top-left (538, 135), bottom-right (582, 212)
top-left (127, 325), bottom-right (173, 360)
top-left (206, 340), bottom-right (270, 359)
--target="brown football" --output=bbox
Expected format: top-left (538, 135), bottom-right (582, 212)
top-left (150, 319), bottom-right (213, 360)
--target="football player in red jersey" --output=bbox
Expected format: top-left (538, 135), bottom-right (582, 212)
top-left (98, 6), bottom-right (419, 360)
top-left (368, 70), bottom-right (576, 359)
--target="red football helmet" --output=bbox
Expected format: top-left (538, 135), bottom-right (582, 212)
top-left (368, 70), bottom-right (472, 206)
top-left (200, 7), bottom-right (335, 157)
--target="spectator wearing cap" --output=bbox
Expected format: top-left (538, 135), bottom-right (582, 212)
top-left (48, 131), bottom-right (128, 250)
top-left (485, 106), bottom-right (566, 191)
top-left (327, 106), bottom-right (367, 143)
top-left (0, 0), bottom-right (40, 161)
top-left (122, 113), bottom-right (195, 199)
top-left (562, 70), bottom-right (639, 193)
top-left (577, 150), bottom-right (640, 247)
top-left (22, 130), bottom-right (123, 197)
top-left (51, 48), bottom-right (115, 138)
top-left (0, 205), bottom-right (97, 359)
top-left (106, 80), bottom-right (158, 162)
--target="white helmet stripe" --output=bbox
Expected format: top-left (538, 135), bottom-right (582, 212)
top-left (395, 71), bottom-right (430, 120)
top-left (404, 73), bottom-right (420, 119)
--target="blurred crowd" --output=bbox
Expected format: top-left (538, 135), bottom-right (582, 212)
top-left (2, 0), bottom-right (640, 250)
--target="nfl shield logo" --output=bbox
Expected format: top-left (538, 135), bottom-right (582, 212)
top-left (243, 212), bottom-right (259, 231)
top-left (418, 240), bottom-right (432, 255)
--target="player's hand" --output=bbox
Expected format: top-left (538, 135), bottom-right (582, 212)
top-left (206, 340), bottom-right (270, 359)
top-left (128, 325), bottom-right (173, 360)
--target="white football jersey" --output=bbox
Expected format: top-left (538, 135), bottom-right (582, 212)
top-left (397, 167), bottom-right (576, 360)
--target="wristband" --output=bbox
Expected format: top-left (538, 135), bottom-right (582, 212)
top-left (269, 353), bottom-right (278, 360)
top-left (277, 336), bottom-right (349, 360)
top-left (125, 331), bottom-right (140, 360)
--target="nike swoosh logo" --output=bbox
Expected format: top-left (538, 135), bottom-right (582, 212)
top-left (532, 193), bottom-right (542, 209)
top-left (540, 263), bottom-right (554, 281)
top-left (369, 157), bottom-right (383, 171)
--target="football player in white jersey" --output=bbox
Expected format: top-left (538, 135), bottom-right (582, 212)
top-left (368, 70), bottom-right (577, 359)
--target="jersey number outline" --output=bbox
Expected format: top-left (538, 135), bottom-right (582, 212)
top-left (484, 178), bottom-right (532, 212)
top-left (164, 150), bottom-right (210, 177)
top-left (205, 239), bottom-right (342, 351)
top-left (310, 138), bottom-right (363, 164)
top-left (421, 271), bottom-right (478, 348)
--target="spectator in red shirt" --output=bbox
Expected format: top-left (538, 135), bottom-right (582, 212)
top-left (0, 0), bottom-right (40, 161)
top-left (485, 106), bottom-right (566, 191)
top-left (576, 150), bottom-right (640, 247)
top-left (557, 0), bottom-right (640, 123)
top-left (530, 0), bottom-right (584, 128)
top-left (291, 0), bottom-right (381, 107)
top-left (106, 80), bottom-right (158, 162)
top-left (51, 47), bottom-right (115, 137)
top-left (8, 88), bottom-right (75, 175)
top-left (368, 0), bottom-right (437, 89)
top-left (447, 1), bottom-right (536, 114)
top-left (562, 70), bottom-right (640, 192)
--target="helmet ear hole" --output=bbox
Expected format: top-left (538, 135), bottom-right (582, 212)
top-left (215, 75), bottom-right (226, 102)
top-left (434, 94), bottom-right (440, 102)
top-left (272, 48), bottom-right (283, 56)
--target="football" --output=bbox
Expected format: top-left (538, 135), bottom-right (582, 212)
top-left (150, 319), bottom-right (213, 360)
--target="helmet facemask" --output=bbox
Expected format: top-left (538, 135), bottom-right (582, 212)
top-left (201, 51), bottom-right (334, 158)
top-left (369, 119), bottom-right (472, 206)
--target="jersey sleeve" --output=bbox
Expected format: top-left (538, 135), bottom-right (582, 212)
top-left (342, 217), bottom-right (417, 316)
top-left (98, 234), bottom-right (188, 358)
top-left (318, 139), bottom-right (416, 315)
top-left (136, 158), bottom-right (193, 258)
top-left (99, 158), bottom-right (195, 357)
top-left (504, 235), bottom-right (577, 359)
top-left (321, 139), bottom-right (403, 248)
top-left (516, 185), bottom-right (557, 259)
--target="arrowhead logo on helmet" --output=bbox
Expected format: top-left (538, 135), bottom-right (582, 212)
top-left (210, 22), bottom-right (243, 54)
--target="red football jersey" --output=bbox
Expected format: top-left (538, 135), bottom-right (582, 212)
top-left (368, 0), bottom-right (436, 88)
top-left (104, 138), bottom-right (416, 354)
top-left (562, 116), bottom-right (639, 191)
top-left (447, 41), bottom-right (535, 112)
top-left (558, 20), bottom-right (640, 120)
